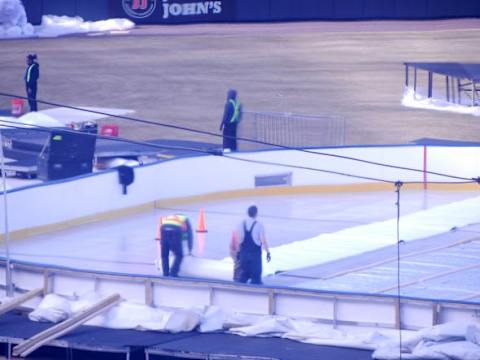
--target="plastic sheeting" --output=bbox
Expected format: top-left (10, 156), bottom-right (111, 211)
top-left (35, 15), bottom-right (134, 38)
top-left (0, 0), bottom-right (134, 39)
top-left (373, 322), bottom-right (480, 360)
top-left (0, 0), bottom-right (25, 26)
top-left (27, 293), bottom-right (480, 358)
top-left (214, 195), bottom-right (480, 278)
top-left (402, 87), bottom-right (480, 116)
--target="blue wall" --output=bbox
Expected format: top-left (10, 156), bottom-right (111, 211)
top-left (23, 0), bottom-right (109, 25)
top-left (22, 0), bottom-right (480, 25)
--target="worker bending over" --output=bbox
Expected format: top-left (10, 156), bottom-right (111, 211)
top-left (156, 214), bottom-right (193, 277)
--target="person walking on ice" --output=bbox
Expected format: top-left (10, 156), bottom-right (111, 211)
top-left (235, 205), bottom-right (271, 284)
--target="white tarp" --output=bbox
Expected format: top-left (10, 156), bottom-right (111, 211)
top-left (35, 16), bottom-right (134, 38)
top-left (0, 0), bottom-right (134, 39)
top-left (402, 87), bottom-right (480, 116)
top-left (373, 322), bottom-right (480, 360)
top-left (39, 107), bottom-right (134, 125)
top-left (211, 195), bottom-right (480, 279)
top-left (0, 0), bottom-right (32, 38)
top-left (28, 293), bottom-right (480, 358)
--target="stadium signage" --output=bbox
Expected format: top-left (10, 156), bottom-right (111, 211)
top-left (122, 0), bottom-right (157, 19)
top-left (115, 0), bottom-right (230, 23)
top-left (162, 0), bottom-right (222, 19)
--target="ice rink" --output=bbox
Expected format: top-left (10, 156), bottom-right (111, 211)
top-left (5, 188), bottom-right (480, 302)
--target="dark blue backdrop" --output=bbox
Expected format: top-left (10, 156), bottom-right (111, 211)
top-left (22, 0), bottom-right (480, 25)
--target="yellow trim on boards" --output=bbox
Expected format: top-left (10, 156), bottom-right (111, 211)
top-left (2, 182), bottom-right (477, 241)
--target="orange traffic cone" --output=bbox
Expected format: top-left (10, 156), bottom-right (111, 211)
top-left (196, 208), bottom-right (208, 233)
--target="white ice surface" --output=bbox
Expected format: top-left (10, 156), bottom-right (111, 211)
top-left (26, 293), bottom-right (480, 356)
top-left (188, 195), bottom-right (480, 280)
top-left (0, 0), bottom-right (134, 39)
top-left (402, 87), bottom-right (480, 116)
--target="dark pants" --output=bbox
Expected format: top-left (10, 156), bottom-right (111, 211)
top-left (238, 251), bottom-right (262, 284)
top-left (233, 255), bottom-right (242, 282)
top-left (160, 226), bottom-right (183, 277)
top-left (222, 123), bottom-right (237, 151)
top-left (26, 85), bottom-right (37, 112)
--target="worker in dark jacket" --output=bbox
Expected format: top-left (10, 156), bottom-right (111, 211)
top-left (155, 214), bottom-right (193, 277)
top-left (219, 89), bottom-right (241, 151)
top-left (235, 205), bottom-right (271, 284)
top-left (25, 54), bottom-right (40, 112)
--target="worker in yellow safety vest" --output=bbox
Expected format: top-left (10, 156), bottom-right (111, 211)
top-left (219, 89), bottom-right (241, 151)
top-left (155, 214), bottom-right (193, 277)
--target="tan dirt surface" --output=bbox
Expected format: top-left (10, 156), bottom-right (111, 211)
top-left (2, 19), bottom-right (480, 145)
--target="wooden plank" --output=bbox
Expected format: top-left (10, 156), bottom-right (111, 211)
top-left (268, 290), bottom-right (276, 315)
top-left (451, 77), bottom-right (456, 103)
top-left (405, 64), bottom-right (409, 87)
top-left (0, 288), bottom-right (43, 316)
top-left (472, 81), bottom-right (476, 106)
top-left (428, 71), bottom-right (433, 98)
top-left (446, 76), bottom-right (450, 102)
top-left (13, 293), bottom-right (121, 357)
top-left (145, 279), bottom-right (153, 307)
top-left (413, 67), bottom-right (417, 91)
top-left (457, 78), bottom-right (462, 104)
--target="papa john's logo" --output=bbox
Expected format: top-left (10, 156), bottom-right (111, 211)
top-left (122, 0), bottom-right (157, 19)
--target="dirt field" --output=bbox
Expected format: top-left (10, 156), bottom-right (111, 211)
top-left (2, 19), bottom-right (480, 146)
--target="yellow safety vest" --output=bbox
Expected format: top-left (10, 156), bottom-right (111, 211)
top-left (156, 215), bottom-right (187, 240)
top-left (229, 99), bottom-right (241, 123)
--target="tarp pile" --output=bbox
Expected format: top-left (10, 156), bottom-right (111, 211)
top-left (402, 87), bottom-right (480, 117)
top-left (29, 293), bottom-right (480, 359)
top-left (0, 0), bottom-right (134, 39)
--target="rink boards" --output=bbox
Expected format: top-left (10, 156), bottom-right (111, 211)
top-left (1, 144), bottom-right (480, 331)
top-left (2, 259), bottom-right (479, 331)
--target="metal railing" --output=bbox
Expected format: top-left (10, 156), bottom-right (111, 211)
top-left (237, 111), bottom-right (346, 151)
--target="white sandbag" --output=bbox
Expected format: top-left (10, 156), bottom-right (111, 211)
top-left (420, 321), bottom-right (472, 342)
top-left (0, 0), bottom-right (27, 27)
top-left (29, 294), bottom-right (72, 323)
top-left (230, 316), bottom-right (296, 337)
top-left (466, 325), bottom-right (480, 345)
top-left (4, 23), bottom-right (20, 36)
top-left (21, 22), bottom-right (33, 35)
top-left (199, 305), bottom-right (226, 333)
top-left (88, 18), bottom-right (134, 32)
top-left (373, 322), bottom-right (480, 360)
top-left (164, 309), bottom-right (202, 333)
top-left (284, 319), bottom-right (374, 350)
top-left (87, 301), bottom-right (172, 330)
top-left (414, 341), bottom-right (480, 360)
top-left (69, 292), bottom-right (102, 314)
top-left (36, 15), bottom-right (134, 38)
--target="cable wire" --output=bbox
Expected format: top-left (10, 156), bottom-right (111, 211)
top-left (0, 92), bottom-right (475, 182)
top-left (1, 119), bottom-right (477, 186)
top-left (0, 121), bottom-right (398, 183)
top-left (395, 181), bottom-right (403, 360)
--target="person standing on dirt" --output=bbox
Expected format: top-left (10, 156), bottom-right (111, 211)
top-left (25, 54), bottom-right (40, 112)
top-left (219, 89), bottom-right (241, 151)
top-left (235, 205), bottom-right (271, 284)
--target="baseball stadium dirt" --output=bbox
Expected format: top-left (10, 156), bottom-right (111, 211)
top-left (2, 19), bottom-right (480, 146)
